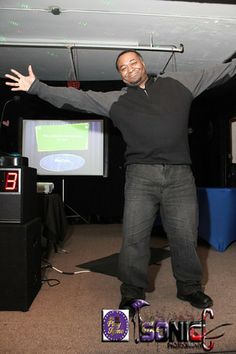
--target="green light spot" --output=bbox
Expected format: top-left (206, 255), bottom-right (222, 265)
top-left (47, 51), bottom-right (58, 57)
top-left (20, 3), bottom-right (31, 9)
top-left (103, 0), bottom-right (112, 5)
top-left (78, 21), bottom-right (88, 27)
top-left (0, 36), bottom-right (6, 42)
top-left (9, 21), bottom-right (19, 27)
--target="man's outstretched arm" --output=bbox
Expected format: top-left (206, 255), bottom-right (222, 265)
top-left (5, 66), bottom-right (125, 117)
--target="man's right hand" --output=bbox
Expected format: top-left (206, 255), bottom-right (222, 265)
top-left (5, 65), bottom-right (36, 92)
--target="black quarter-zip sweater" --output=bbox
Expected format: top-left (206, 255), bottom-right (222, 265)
top-left (110, 76), bottom-right (192, 164)
top-left (29, 59), bottom-right (236, 165)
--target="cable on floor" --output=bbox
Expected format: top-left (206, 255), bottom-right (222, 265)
top-left (41, 258), bottom-right (91, 275)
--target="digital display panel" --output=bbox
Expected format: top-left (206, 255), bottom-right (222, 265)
top-left (0, 169), bottom-right (20, 193)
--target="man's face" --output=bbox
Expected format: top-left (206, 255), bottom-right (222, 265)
top-left (117, 52), bottom-right (148, 87)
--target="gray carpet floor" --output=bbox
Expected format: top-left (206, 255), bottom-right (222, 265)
top-left (0, 224), bottom-right (236, 354)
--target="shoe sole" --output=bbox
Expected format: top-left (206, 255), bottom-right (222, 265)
top-left (177, 295), bottom-right (213, 309)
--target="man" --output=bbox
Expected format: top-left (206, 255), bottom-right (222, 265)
top-left (5, 50), bottom-right (236, 312)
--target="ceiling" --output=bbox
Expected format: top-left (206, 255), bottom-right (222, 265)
top-left (0, 0), bottom-right (235, 82)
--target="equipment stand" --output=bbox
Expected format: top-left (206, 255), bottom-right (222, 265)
top-left (62, 178), bottom-right (89, 223)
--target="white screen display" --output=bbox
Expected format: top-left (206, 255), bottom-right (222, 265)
top-left (21, 119), bottom-right (105, 176)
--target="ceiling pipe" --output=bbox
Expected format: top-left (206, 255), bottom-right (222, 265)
top-left (0, 42), bottom-right (184, 53)
top-left (0, 7), bottom-right (234, 22)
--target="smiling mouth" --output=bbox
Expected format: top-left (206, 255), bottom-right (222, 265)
top-left (129, 72), bottom-right (140, 80)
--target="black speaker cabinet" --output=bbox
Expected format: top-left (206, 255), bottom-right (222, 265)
top-left (0, 166), bottom-right (38, 223)
top-left (0, 218), bottom-right (42, 311)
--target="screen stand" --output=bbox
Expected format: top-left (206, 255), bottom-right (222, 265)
top-left (62, 178), bottom-right (89, 224)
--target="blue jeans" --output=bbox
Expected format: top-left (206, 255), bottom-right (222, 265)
top-left (118, 164), bottom-right (203, 296)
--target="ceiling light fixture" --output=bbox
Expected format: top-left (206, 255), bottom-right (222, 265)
top-left (48, 6), bottom-right (61, 15)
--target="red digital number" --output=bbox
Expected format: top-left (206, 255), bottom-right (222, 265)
top-left (5, 172), bottom-right (18, 191)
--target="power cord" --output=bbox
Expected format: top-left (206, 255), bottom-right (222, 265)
top-left (41, 258), bottom-right (91, 276)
